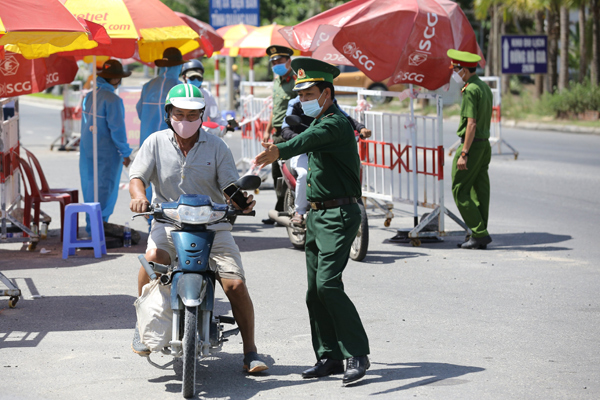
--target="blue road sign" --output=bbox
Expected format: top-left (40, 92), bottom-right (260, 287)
top-left (502, 35), bottom-right (548, 74)
top-left (210, 0), bottom-right (260, 30)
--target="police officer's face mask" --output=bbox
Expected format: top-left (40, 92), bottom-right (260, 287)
top-left (272, 63), bottom-right (289, 76)
top-left (301, 90), bottom-right (325, 118)
top-left (187, 76), bottom-right (203, 88)
top-left (452, 68), bottom-right (464, 84)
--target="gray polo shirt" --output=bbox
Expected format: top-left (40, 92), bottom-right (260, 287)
top-left (129, 128), bottom-right (239, 205)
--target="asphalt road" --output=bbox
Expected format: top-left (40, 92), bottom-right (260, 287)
top-left (1, 100), bottom-right (599, 399)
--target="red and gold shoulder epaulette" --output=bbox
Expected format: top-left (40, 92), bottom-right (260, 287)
top-left (461, 83), bottom-right (469, 93)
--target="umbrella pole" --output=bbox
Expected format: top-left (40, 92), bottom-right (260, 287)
top-left (249, 57), bottom-right (254, 95)
top-left (409, 84), bottom-right (418, 227)
top-left (93, 55), bottom-right (98, 203)
top-left (215, 56), bottom-right (220, 107)
top-left (226, 56), bottom-right (234, 110)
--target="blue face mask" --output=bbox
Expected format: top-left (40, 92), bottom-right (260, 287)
top-left (272, 63), bottom-right (289, 76)
top-left (300, 90), bottom-right (325, 118)
top-left (187, 77), bottom-right (203, 88)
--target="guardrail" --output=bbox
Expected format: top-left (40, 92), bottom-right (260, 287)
top-left (237, 83), bottom-right (470, 244)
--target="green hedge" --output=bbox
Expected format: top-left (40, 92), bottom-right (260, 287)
top-left (539, 80), bottom-right (600, 116)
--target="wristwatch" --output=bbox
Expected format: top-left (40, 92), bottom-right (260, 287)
top-left (460, 150), bottom-right (469, 158)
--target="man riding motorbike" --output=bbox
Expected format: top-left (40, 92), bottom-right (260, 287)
top-left (128, 83), bottom-right (268, 374)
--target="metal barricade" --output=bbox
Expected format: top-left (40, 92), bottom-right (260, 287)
top-left (50, 81), bottom-right (83, 151)
top-left (448, 76), bottom-right (519, 159)
top-left (237, 82), bottom-right (274, 179)
top-left (1, 97), bottom-right (31, 306)
top-left (343, 88), bottom-right (469, 243)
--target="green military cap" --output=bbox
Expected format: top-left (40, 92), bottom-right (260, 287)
top-left (447, 49), bottom-right (481, 68)
top-left (291, 57), bottom-right (340, 91)
top-left (266, 45), bottom-right (294, 61)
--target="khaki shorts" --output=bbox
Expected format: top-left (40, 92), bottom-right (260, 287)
top-left (147, 222), bottom-right (245, 282)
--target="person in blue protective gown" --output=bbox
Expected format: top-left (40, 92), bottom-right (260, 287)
top-left (79, 60), bottom-right (132, 232)
top-left (135, 48), bottom-right (185, 210)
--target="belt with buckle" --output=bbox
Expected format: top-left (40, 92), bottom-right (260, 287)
top-left (310, 197), bottom-right (357, 210)
top-left (461, 137), bottom-right (489, 144)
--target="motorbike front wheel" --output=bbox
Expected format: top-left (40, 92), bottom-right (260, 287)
top-left (284, 187), bottom-right (306, 249)
top-left (349, 199), bottom-right (369, 261)
top-left (182, 305), bottom-right (198, 398)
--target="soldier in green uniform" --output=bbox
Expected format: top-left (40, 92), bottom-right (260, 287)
top-left (448, 49), bottom-right (494, 249)
top-left (261, 45), bottom-right (297, 224)
top-left (255, 58), bottom-right (370, 385)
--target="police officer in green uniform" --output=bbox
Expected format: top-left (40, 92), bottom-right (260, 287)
top-left (262, 45), bottom-right (297, 224)
top-left (255, 58), bottom-right (370, 385)
top-left (448, 49), bottom-right (493, 249)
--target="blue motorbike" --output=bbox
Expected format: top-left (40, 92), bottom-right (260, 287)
top-left (133, 175), bottom-right (260, 399)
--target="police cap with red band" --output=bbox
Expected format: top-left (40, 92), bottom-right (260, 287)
top-left (447, 49), bottom-right (481, 68)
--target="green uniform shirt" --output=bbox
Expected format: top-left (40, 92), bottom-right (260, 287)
top-left (277, 105), bottom-right (361, 202)
top-left (271, 71), bottom-right (296, 128)
top-left (456, 75), bottom-right (493, 139)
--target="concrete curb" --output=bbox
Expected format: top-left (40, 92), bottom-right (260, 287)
top-left (502, 119), bottom-right (600, 135)
top-left (444, 115), bottom-right (600, 134)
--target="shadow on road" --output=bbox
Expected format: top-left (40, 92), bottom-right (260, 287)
top-left (0, 294), bottom-right (137, 349)
top-left (367, 361), bottom-right (485, 394)
top-left (359, 250), bottom-right (428, 264)
top-left (484, 232), bottom-right (572, 251)
top-left (0, 227), bottom-right (149, 270)
top-left (145, 358), bottom-right (485, 398)
top-left (234, 234), bottom-right (301, 252)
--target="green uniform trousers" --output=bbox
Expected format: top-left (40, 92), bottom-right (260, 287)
top-left (305, 203), bottom-right (370, 361)
top-left (451, 141), bottom-right (492, 238)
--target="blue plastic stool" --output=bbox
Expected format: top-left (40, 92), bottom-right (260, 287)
top-left (62, 202), bottom-right (107, 259)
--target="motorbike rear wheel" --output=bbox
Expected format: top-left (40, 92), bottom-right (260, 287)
top-left (284, 187), bottom-right (305, 249)
top-left (182, 305), bottom-right (198, 398)
top-left (349, 199), bottom-right (369, 261)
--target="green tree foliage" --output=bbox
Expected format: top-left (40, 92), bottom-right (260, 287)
top-left (161, 0), bottom-right (347, 25)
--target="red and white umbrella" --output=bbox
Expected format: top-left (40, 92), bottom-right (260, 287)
top-left (280, 0), bottom-right (484, 91)
top-left (175, 12), bottom-right (224, 58)
top-left (0, 52), bottom-right (78, 97)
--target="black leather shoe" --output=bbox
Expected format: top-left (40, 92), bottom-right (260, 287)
top-left (461, 235), bottom-right (492, 249)
top-left (261, 218), bottom-right (276, 225)
top-left (343, 355), bottom-right (370, 384)
top-left (301, 358), bottom-right (344, 379)
top-left (457, 235), bottom-right (471, 248)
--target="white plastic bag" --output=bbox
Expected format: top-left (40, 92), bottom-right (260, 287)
top-left (134, 279), bottom-right (173, 352)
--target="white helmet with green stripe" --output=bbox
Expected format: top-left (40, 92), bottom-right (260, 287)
top-left (165, 83), bottom-right (205, 111)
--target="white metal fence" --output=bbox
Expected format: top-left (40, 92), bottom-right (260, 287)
top-left (237, 83), bottom-right (470, 243)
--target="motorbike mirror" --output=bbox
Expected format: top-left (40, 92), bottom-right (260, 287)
top-left (227, 117), bottom-right (239, 128)
top-left (235, 175), bottom-right (261, 191)
top-left (285, 115), bottom-right (303, 127)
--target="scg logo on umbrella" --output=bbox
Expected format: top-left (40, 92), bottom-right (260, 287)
top-left (342, 42), bottom-right (375, 71)
top-left (395, 71), bottom-right (425, 83)
top-left (0, 81), bottom-right (32, 96)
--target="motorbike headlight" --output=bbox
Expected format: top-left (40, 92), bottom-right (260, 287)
top-left (163, 205), bottom-right (226, 224)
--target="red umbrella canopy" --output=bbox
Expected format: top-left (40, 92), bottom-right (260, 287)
top-left (175, 12), bottom-right (224, 58)
top-left (0, 52), bottom-right (78, 97)
top-left (280, 0), bottom-right (484, 91)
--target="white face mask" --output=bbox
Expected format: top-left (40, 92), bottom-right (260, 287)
top-left (300, 90), bottom-right (325, 118)
top-left (452, 70), bottom-right (464, 84)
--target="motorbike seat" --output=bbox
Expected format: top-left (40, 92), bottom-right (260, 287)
top-left (284, 159), bottom-right (298, 179)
